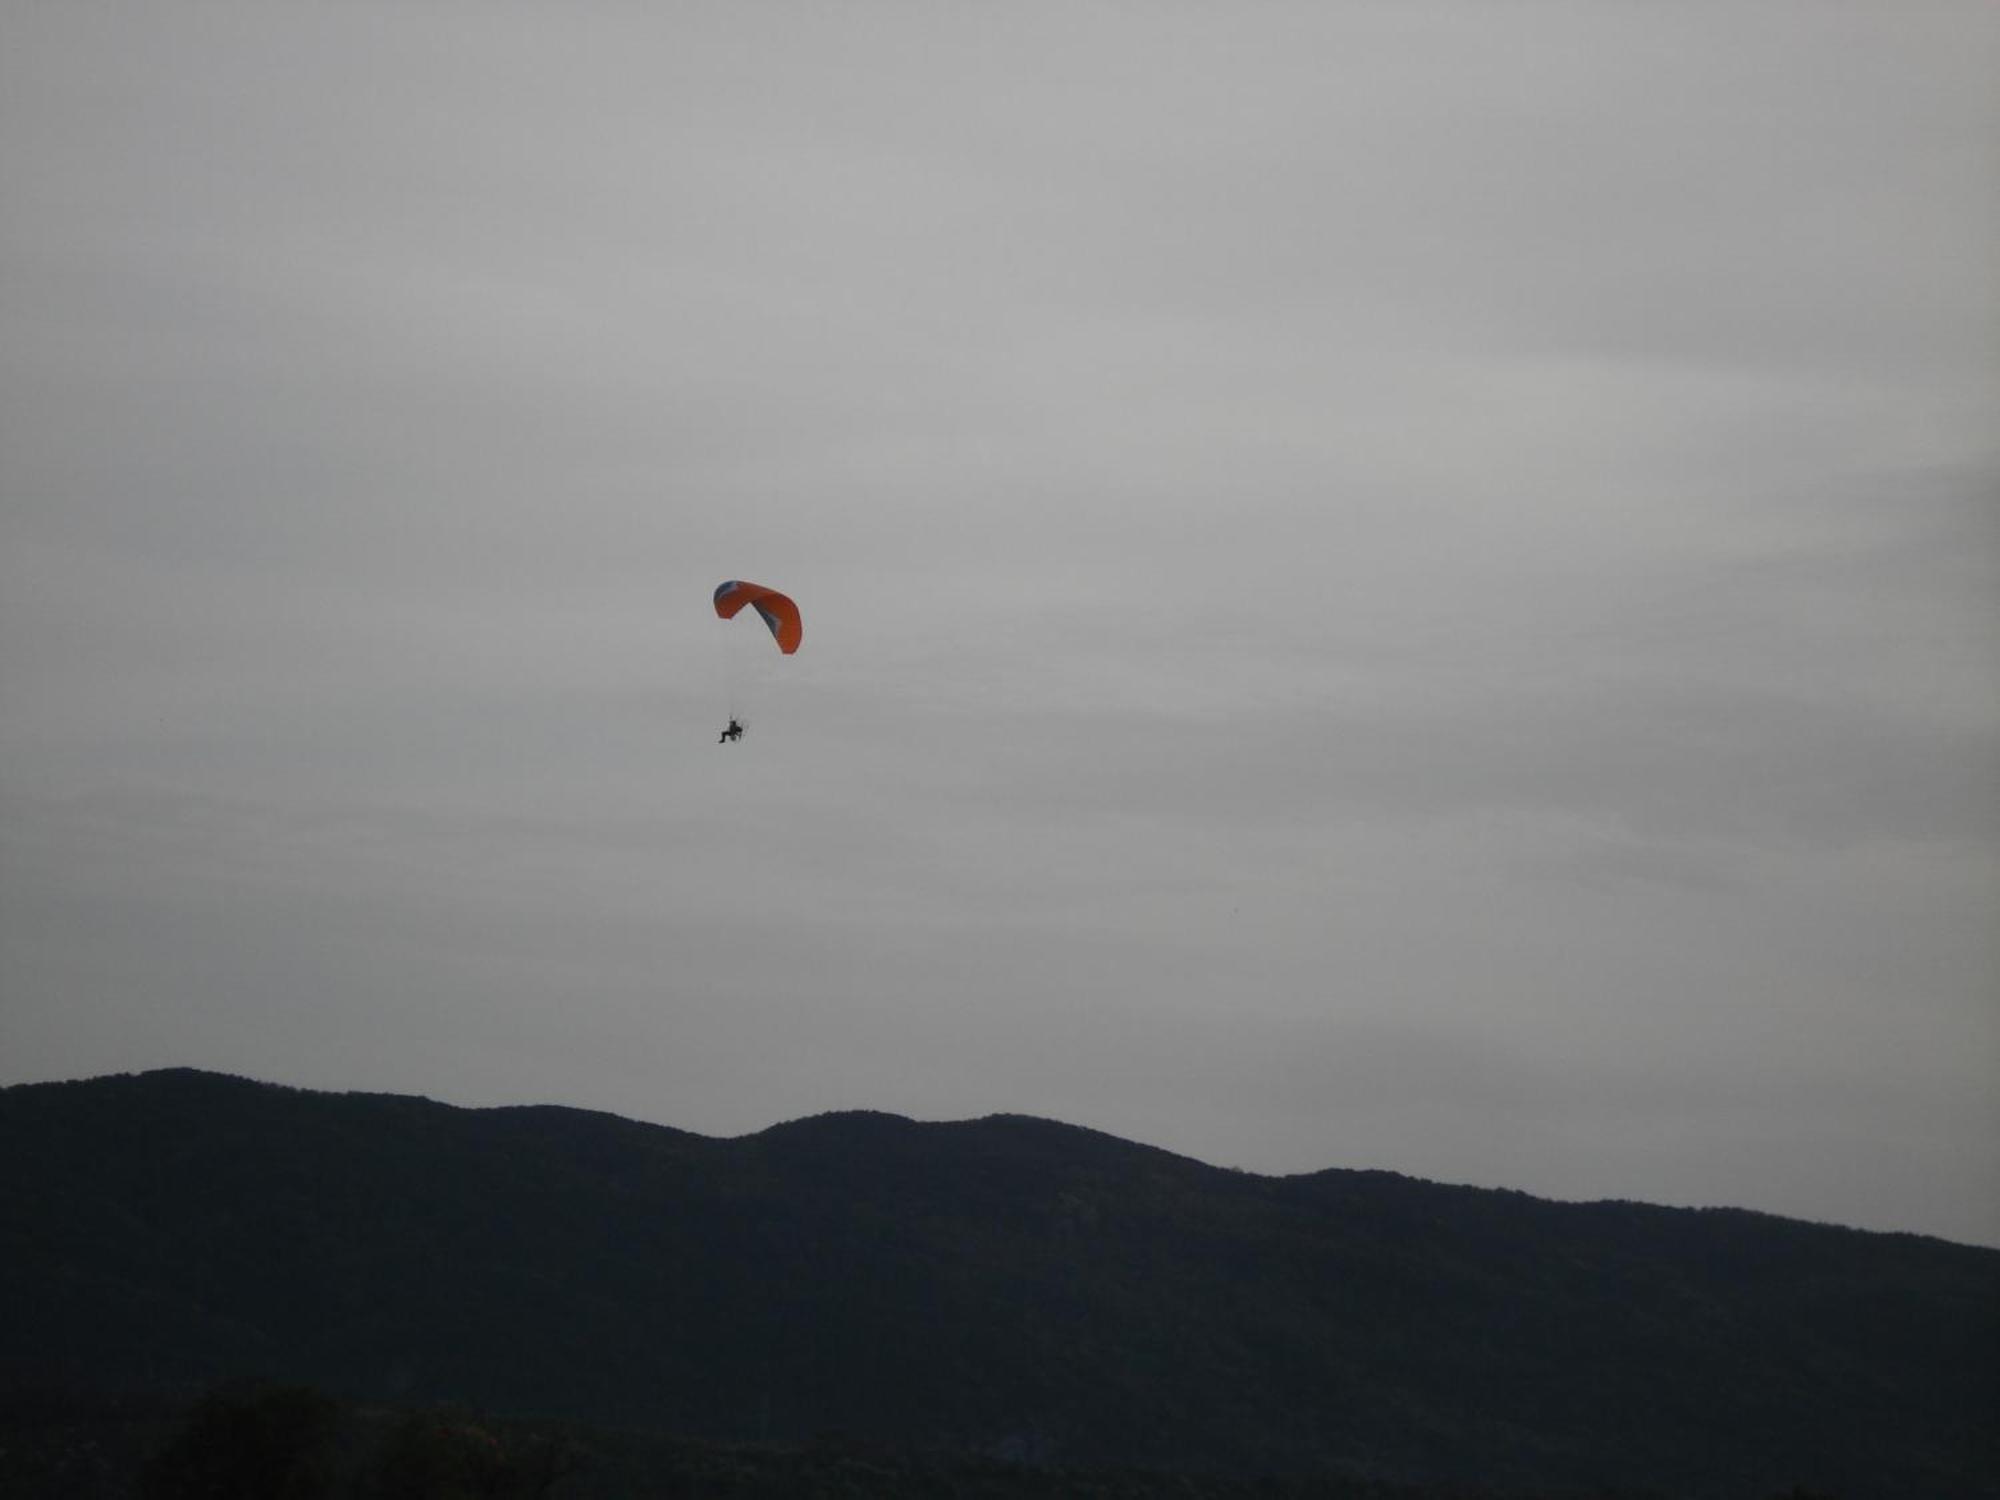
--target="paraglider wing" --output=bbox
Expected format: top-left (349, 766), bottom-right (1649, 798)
top-left (713, 580), bottom-right (803, 654)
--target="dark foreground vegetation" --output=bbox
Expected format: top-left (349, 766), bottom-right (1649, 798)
top-left (1, 1381), bottom-right (1842, 1500)
top-left (2, 1070), bottom-right (1995, 1499)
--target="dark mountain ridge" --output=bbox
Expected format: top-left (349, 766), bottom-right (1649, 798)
top-left (2, 1068), bottom-right (1994, 1498)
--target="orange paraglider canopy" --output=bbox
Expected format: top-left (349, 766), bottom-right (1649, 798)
top-left (713, 581), bottom-right (802, 654)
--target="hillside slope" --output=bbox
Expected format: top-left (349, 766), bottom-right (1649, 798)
top-left (2, 1069), bottom-right (1994, 1498)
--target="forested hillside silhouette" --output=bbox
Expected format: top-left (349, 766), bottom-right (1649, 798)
top-left (2, 1069), bottom-right (1994, 1498)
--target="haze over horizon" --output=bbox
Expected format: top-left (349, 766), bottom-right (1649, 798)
top-left (3, 3), bottom-right (1996, 1247)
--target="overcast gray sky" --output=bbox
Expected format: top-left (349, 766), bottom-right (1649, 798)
top-left (3, 2), bottom-right (1995, 1245)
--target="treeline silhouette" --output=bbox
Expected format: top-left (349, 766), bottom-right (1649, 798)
top-left (2, 1070), bottom-right (1994, 1498)
top-left (5, 1381), bottom-right (1849, 1500)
